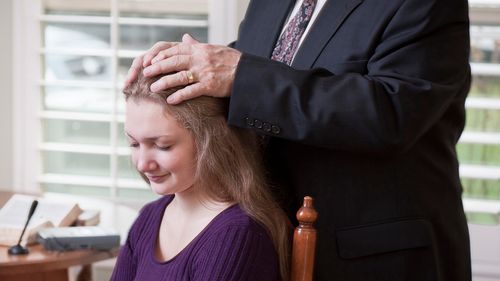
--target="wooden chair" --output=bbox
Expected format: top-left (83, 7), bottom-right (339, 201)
top-left (291, 196), bottom-right (318, 281)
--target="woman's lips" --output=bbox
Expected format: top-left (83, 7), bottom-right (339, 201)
top-left (147, 174), bottom-right (169, 183)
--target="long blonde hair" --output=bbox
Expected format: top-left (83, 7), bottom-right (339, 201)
top-left (124, 71), bottom-right (291, 280)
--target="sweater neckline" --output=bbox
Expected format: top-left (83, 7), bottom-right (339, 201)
top-left (150, 195), bottom-right (238, 265)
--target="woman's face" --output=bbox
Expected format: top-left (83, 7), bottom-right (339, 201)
top-left (125, 99), bottom-right (197, 196)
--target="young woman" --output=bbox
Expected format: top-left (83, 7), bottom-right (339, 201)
top-left (110, 69), bottom-right (290, 281)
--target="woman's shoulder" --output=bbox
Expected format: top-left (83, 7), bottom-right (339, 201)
top-left (212, 204), bottom-right (264, 232)
top-left (190, 204), bottom-right (280, 280)
top-left (201, 204), bottom-right (273, 245)
top-left (138, 195), bottom-right (174, 216)
top-left (129, 195), bottom-right (173, 234)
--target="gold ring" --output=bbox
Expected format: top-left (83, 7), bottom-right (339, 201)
top-left (186, 70), bottom-right (195, 84)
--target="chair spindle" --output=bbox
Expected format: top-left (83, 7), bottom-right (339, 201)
top-left (290, 196), bottom-right (318, 281)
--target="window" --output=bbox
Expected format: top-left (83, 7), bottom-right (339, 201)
top-left (41, 1), bottom-right (209, 201)
top-left (462, 1), bottom-right (500, 279)
top-left (463, 1), bottom-right (500, 223)
top-left (12, 0), bottom-right (248, 203)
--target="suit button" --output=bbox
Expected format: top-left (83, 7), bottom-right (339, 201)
top-left (254, 119), bottom-right (263, 129)
top-left (271, 125), bottom-right (281, 134)
top-left (263, 122), bottom-right (271, 132)
top-left (245, 117), bottom-right (254, 127)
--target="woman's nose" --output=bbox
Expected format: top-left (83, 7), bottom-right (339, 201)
top-left (135, 148), bottom-right (158, 173)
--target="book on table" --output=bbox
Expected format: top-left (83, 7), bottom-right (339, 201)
top-left (0, 194), bottom-right (83, 246)
top-left (75, 209), bottom-right (101, 226)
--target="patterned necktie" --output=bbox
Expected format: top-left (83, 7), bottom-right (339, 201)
top-left (271, 0), bottom-right (318, 65)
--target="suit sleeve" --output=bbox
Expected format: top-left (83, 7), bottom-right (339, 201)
top-left (228, 0), bottom-right (470, 154)
top-left (191, 226), bottom-right (280, 281)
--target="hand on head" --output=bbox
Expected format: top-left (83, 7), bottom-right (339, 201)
top-left (124, 41), bottom-right (179, 90)
top-left (124, 34), bottom-right (242, 105)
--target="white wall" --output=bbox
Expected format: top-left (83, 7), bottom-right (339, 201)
top-left (470, 223), bottom-right (500, 281)
top-left (208, 0), bottom-right (249, 44)
top-left (0, 0), bottom-right (13, 190)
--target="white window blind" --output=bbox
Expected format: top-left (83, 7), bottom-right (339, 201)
top-left (462, 0), bottom-right (500, 224)
top-left (30, 0), bottom-right (210, 202)
top-left (463, 1), bottom-right (500, 280)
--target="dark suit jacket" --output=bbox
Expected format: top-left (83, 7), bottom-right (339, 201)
top-left (228, 0), bottom-right (472, 280)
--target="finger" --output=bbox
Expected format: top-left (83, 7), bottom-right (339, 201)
top-left (151, 37), bottom-right (196, 64)
top-left (143, 55), bottom-right (191, 77)
top-left (143, 41), bottom-right (178, 67)
top-left (151, 48), bottom-right (174, 65)
top-left (124, 55), bottom-right (144, 88)
top-left (158, 44), bottom-right (194, 60)
top-left (143, 41), bottom-right (171, 67)
top-left (151, 42), bottom-right (193, 64)
top-left (151, 43), bottom-right (193, 66)
top-left (167, 83), bottom-right (205, 105)
top-left (150, 70), bottom-right (193, 92)
top-left (151, 51), bottom-right (165, 65)
top-left (182, 33), bottom-right (200, 44)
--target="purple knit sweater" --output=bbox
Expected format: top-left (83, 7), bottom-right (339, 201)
top-left (110, 195), bottom-right (281, 281)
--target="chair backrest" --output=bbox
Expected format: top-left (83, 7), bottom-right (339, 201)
top-left (290, 196), bottom-right (318, 281)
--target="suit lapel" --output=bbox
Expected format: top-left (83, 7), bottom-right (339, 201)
top-left (247, 0), bottom-right (295, 57)
top-left (292, 0), bottom-right (363, 69)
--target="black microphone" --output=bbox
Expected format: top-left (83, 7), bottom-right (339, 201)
top-left (8, 200), bottom-right (39, 255)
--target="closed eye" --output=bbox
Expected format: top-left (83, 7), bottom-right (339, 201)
top-left (157, 145), bottom-right (171, 151)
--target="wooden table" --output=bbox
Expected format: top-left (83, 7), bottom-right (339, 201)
top-left (0, 191), bottom-right (120, 281)
top-left (0, 244), bottom-right (118, 281)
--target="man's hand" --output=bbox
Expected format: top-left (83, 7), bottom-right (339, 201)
top-left (143, 41), bottom-right (181, 68)
top-left (143, 34), bottom-right (242, 104)
top-left (123, 41), bottom-right (180, 90)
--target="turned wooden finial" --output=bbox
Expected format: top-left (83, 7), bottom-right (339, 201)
top-left (296, 196), bottom-right (318, 227)
top-left (291, 196), bottom-right (318, 281)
